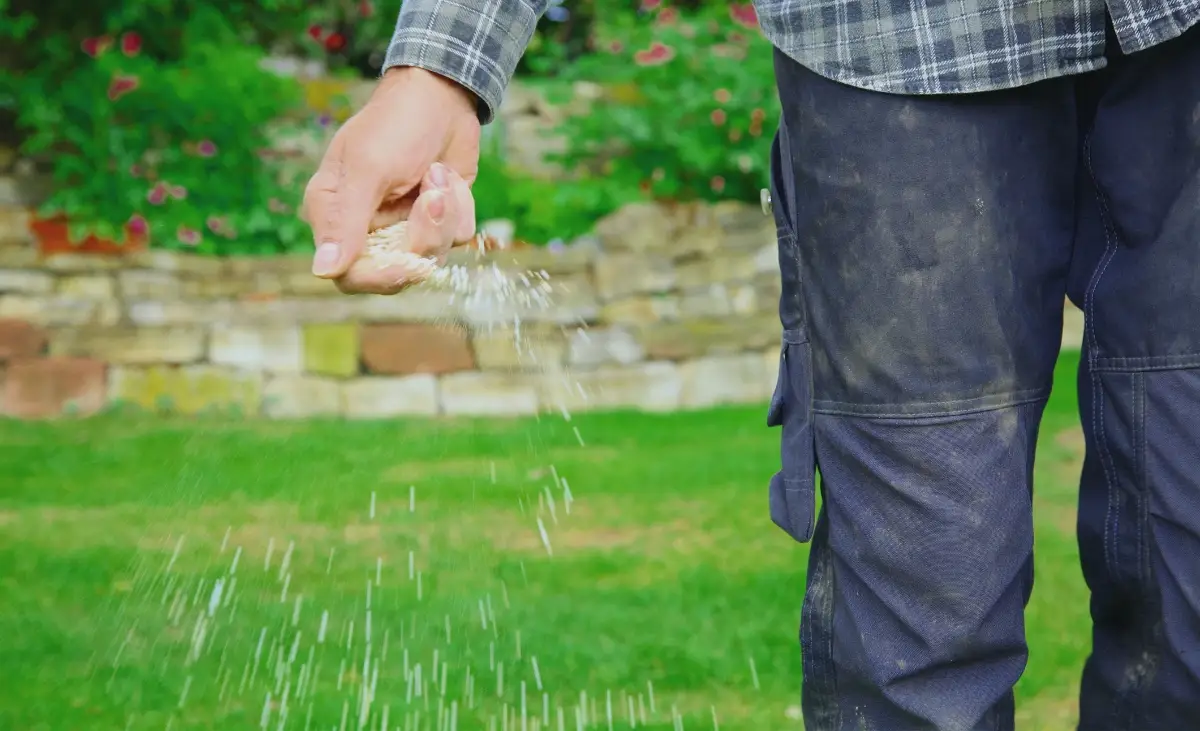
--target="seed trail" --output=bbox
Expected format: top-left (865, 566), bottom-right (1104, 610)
top-left (409, 486), bottom-right (416, 512)
top-left (536, 517), bottom-right (553, 557)
top-left (369, 491), bottom-right (377, 520)
top-left (749, 657), bottom-right (760, 690)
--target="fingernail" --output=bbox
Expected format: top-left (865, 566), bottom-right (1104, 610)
top-left (430, 162), bottom-right (448, 189)
top-left (312, 243), bottom-right (341, 276)
top-left (426, 190), bottom-right (446, 224)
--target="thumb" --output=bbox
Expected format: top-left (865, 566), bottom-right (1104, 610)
top-left (303, 151), bottom-right (381, 279)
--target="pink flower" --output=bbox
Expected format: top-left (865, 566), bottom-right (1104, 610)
top-left (657, 7), bottom-right (679, 25)
top-left (710, 176), bottom-right (726, 193)
top-left (169, 185), bottom-right (187, 201)
top-left (120, 32), bottom-right (142, 57)
top-left (307, 25), bottom-right (324, 41)
top-left (127, 214), bottom-right (148, 237)
top-left (81, 36), bottom-right (112, 58)
top-left (359, 0), bottom-right (375, 17)
top-left (608, 40), bottom-right (624, 54)
top-left (641, 0), bottom-right (663, 9)
top-left (107, 74), bottom-right (139, 101)
top-left (713, 88), bottom-right (732, 104)
top-left (146, 183), bottom-right (168, 205)
top-left (634, 41), bottom-right (675, 66)
top-left (196, 140), bottom-right (217, 157)
top-left (730, 4), bottom-right (759, 29)
top-left (710, 109), bottom-right (727, 126)
top-left (177, 226), bottom-right (201, 246)
top-left (268, 198), bottom-right (291, 214)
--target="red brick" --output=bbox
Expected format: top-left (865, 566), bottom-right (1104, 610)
top-left (2, 357), bottom-right (107, 418)
top-left (361, 324), bottom-right (474, 375)
top-left (0, 319), bottom-right (47, 363)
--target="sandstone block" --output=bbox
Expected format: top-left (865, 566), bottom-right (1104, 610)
top-left (592, 253), bottom-right (674, 300)
top-left (0, 268), bottom-right (54, 294)
top-left (342, 376), bottom-right (439, 418)
top-left (678, 286), bottom-right (733, 319)
top-left (40, 253), bottom-right (125, 273)
top-left (439, 372), bottom-right (539, 416)
top-left (58, 274), bottom-right (115, 299)
top-left (235, 297), bottom-right (354, 324)
top-left (282, 272), bottom-right (342, 296)
top-left (472, 325), bottom-right (566, 371)
top-left (50, 327), bottom-right (206, 365)
top-left (209, 325), bottom-right (302, 373)
top-left (639, 316), bottom-right (780, 360)
top-left (567, 326), bottom-right (644, 367)
top-left (2, 357), bottom-right (106, 418)
top-left (263, 375), bottom-right (342, 418)
top-left (303, 323), bottom-right (360, 377)
top-left (126, 300), bottom-right (236, 327)
top-left (127, 250), bottom-right (225, 277)
top-left (600, 295), bottom-right (680, 325)
top-left (0, 319), bottom-right (47, 362)
top-left (538, 361), bottom-right (682, 413)
top-left (109, 365), bottom-right (262, 415)
top-left (675, 253), bottom-right (758, 290)
top-left (754, 242), bottom-right (780, 274)
top-left (348, 290), bottom-right (459, 322)
top-left (361, 323), bottom-right (473, 375)
top-left (118, 270), bottom-right (182, 299)
top-left (0, 207), bottom-right (30, 245)
top-left (593, 202), bottom-right (678, 253)
top-left (0, 295), bottom-right (120, 326)
top-left (680, 353), bottom-right (772, 408)
top-left (1063, 300), bottom-right (1084, 351)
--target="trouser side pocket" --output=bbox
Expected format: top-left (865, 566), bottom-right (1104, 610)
top-left (767, 328), bottom-right (817, 543)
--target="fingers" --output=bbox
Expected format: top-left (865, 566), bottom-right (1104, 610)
top-left (405, 169), bottom-right (460, 260)
top-left (303, 129), bottom-right (419, 280)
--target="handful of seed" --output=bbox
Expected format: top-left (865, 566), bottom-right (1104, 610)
top-left (362, 221), bottom-right (444, 284)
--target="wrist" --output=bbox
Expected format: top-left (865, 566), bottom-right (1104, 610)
top-left (379, 65), bottom-right (479, 116)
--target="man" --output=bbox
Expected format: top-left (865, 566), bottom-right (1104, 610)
top-left (303, 1), bottom-right (1200, 728)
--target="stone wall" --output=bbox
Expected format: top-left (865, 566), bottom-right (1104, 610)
top-left (0, 196), bottom-right (803, 419)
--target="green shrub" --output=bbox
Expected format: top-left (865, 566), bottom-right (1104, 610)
top-left (2, 4), bottom-right (309, 254)
top-left (542, 1), bottom-right (777, 206)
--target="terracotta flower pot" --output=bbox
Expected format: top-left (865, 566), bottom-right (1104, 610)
top-left (29, 214), bottom-right (148, 256)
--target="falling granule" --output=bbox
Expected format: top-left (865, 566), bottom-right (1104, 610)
top-left (279, 573), bottom-right (291, 603)
top-left (562, 480), bottom-right (573, 514)
top-left (219, 527), bottom-right (231, 553)
top-left (409, 485), bottom-right (416, 512)
top-left (711, 706), bottom-right (720, 730)
top-left (318, 611), bottom-right (329, 644)
top-left (490, 462), bottom-right (497, 483)
top-left (638, 695), bottom-right (647, 724)
top-left (531, 655), bottom-right (543, 691)
top-left (749, 657), bottom-right (760, 690)
top-left (260, 691), bottom-right (273, 729)
top-left (606, 690), bottom-right (614, 731)
top-left (416, 572), bottom-right (423, 601)
top-left (278, 541), bottom-right (294, 580)
top-left (165, 535), bottom-right (185, 574)
top-left (647, 681), bottom-right (656, 713)
top-left (628, 697), bottom-right (636, 728)
top-left (375, 557), bottom-right (383, 587)
top-left (496, 662), bottom-right (504, 697)
top-left (207, 578), bottom-right (225, 617)
top-left (178, 675), bottom-right (193, 708)
top-left (557, 706), bottom-right (565, 731)
top-left (536, 517), bottom-right (553, 557)
top-left (544, 486), bottom-right (558, 524)
top-left (369, 490), bottom-right (377, 520)
top-left (521, 681), bottom-right (528, 731)
top-left (325, 547), bottom-right (335, 574)
top-left (445, 615), bottom-right (452, 644)
top-left (263, 538), bottom-right (274, 572)
top-left (573, 427), bottom-right (585, 446)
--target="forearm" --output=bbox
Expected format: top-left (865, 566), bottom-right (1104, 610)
top-left (382, 0), bottom-right (551, 124)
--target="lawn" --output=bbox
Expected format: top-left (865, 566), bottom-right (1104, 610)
top-left (0, 351), bottom-right (1090, 731)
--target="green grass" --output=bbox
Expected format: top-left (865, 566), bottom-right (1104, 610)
top-left (0, 352), bottom-right (1090, 730)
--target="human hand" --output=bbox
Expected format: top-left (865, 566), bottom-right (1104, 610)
top-left (302, 67), bottom-right (481, 294)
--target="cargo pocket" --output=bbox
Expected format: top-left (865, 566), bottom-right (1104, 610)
top-left (766, 329), bottom-right (816, 543)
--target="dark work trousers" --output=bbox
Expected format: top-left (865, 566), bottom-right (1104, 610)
top-left (766, 19), bottom-right (1200, 731)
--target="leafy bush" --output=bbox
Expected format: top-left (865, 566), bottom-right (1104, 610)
top-left (542, 1), bottom-right (777, 205)
top-left (2, 4), bottom-right (310, 254)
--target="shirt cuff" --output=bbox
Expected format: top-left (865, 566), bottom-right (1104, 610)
top-left (382, 0), bottom-right (547, 124)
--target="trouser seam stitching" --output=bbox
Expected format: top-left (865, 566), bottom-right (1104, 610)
top-left (1084, 131), bottom-right (1130, 728)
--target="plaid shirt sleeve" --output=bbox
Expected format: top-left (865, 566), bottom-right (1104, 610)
top-left (383, 0), bottom-right (550, 124)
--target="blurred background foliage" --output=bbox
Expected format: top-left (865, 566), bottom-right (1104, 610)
top-left (0, 0), bottom-right (777, 254)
